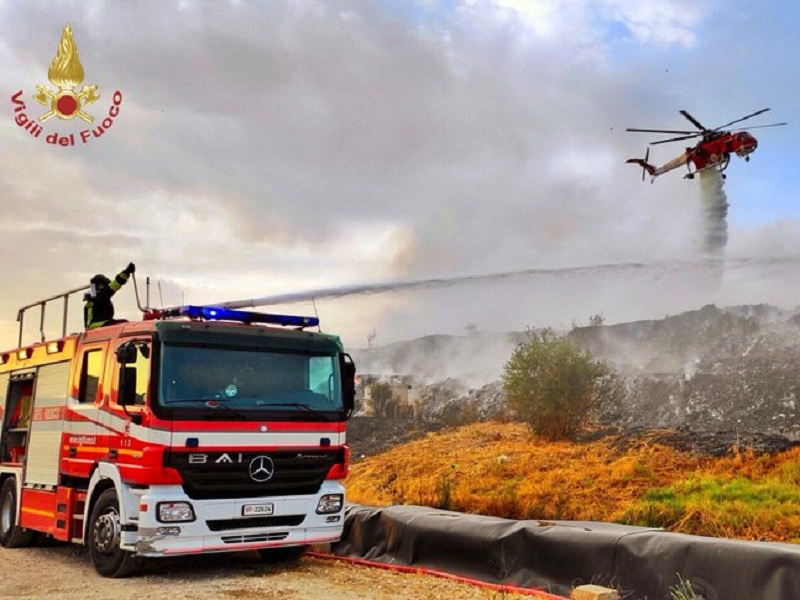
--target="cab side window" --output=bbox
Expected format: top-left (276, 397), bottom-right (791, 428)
top-left (131, 343), bottom-right (151, 406)
top-left (79, 350), bottom-right (104, 403)
top-left (116, 342), bottom-right (151, 407)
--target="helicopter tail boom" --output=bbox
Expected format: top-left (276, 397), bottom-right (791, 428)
top-left (626, 148), bottom-right (656, 182)
top-left (626, 158), bottom-right (656, 175)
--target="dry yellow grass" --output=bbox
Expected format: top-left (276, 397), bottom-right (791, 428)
top-left (346, 421), bottom-right (800, 541)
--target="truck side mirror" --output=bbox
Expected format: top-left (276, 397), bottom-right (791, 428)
top-left (118, 366), bottom-right (137, 406)
top-left (115, 343), bottom-right (137, 364)
top-left (340, 353), bottom-right (356, 419)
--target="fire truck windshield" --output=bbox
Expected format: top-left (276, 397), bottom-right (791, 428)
top-left (158, 343), bottom-right (343, 420)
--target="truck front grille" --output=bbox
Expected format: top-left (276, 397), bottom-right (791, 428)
top-left (164, 449), bottom-right (342, 500)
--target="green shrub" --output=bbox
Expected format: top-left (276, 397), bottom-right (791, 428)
top-left (502, 329), bottom-right (623, 441)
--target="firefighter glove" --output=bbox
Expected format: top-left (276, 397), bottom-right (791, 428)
top-left (125, 262), bottom-right (136, 275)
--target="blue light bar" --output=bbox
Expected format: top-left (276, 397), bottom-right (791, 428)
top-left (164, 305), bottom-right (319, 328)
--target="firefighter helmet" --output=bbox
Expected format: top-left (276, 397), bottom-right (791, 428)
top-left (90, 274), bottom-right (111, 286)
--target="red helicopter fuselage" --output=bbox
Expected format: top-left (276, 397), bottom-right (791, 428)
top-left (688, 131), bottom-right (758, 171)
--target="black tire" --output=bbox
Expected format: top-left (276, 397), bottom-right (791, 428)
top-left (87, 488), bottom-right (142, 578)
top-left (0, 478), bottom-right (35, 548)
top-left (257, 545), bottom-right (309, 563)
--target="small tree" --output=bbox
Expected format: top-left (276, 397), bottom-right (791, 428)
top-left (502, 329), bottom-right (622, 441)
top-left (367, 329), bottom-right (378, 348)
top-left (369, 381), bottom-right (394, 417)
top-left (588, 312), bottom-right (605, 327)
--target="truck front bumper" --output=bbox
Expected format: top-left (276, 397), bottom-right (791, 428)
top-left (130, 481), bottom-right (345, 557)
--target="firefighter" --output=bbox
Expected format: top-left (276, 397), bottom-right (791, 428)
top-left (83, 262), bottom-right (135, 330)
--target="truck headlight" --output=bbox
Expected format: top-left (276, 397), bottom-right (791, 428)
top-left (157, 501), bottom-right (196, 523)
top-left (316, 494), bottom-right (343, 514)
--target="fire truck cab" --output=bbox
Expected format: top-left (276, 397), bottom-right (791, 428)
top-left (0, 304), bottom-right (355, 577)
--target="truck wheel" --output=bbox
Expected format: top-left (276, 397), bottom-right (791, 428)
top-left (0, 478), bottom-right (35, 548)
top-left (88, 488), bottom-right (142, 578)
top-left (0, 478), bottom-right (34, 548)
top-left (257, 545), bottom-right (308, 563)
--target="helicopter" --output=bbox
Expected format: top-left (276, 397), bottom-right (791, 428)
top-left (626, 108), bottom-right (786, 182)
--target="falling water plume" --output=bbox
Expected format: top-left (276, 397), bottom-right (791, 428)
top-left (698, 169), bottom-right (729, 256)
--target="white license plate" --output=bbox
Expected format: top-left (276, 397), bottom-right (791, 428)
top-left (242, 503), bottom-right (274, 517)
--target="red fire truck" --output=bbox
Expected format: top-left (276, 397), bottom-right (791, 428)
top-left (0, 296), bottom-right (355, 577)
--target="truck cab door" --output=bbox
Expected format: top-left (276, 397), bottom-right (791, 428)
top-left (108, 339), bottom-right (153, 467)
top-left (63, 342), bottom-right (108, 479)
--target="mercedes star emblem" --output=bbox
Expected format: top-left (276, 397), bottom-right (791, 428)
top-left (248, 455), bottom-right (275, 483)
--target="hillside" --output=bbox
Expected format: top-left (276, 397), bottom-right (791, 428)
top-left (349, 303), bottom-right (800, 438)
top-left (346, 421), bottom-right (800, 543)
top-left (349, 331), bottom-right (526, 387)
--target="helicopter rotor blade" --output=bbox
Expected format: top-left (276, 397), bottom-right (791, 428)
top-left (680, 110), bottom-right (708, 131)
top-left (626, 127), bottom-right (697, 135)
top-left (728, 122), bottom-right (787, 133)
top-left (650, 133), bottom-right (702, 145)
top-left (712, 108), bottom-right (771, 132)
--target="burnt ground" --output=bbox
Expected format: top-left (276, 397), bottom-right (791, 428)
top-left (348, 417), bottom-right (800, 461)
top-left (580, 425), bottom-right (800, 457)
top-left (347, 417), bottom-right (448, 462)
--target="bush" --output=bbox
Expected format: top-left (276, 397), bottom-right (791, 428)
top-left (369, 381), bottom-right (394, 416)
top-left (502, 329), bottom-right (623, 440)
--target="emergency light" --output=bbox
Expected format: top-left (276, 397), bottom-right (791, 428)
top-left (46, 340), bottom-right (65, 354)
top-left (162, 305), bottom-right (319, 328)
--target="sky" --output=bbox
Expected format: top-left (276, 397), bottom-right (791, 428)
top-left (1, 0), bottom-right (799, 351)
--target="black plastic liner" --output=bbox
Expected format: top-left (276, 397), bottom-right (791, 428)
top-left (332, 504), bottom-right (800, 599)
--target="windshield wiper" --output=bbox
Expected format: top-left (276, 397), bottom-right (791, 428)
top-left (203, 400), bottom-right (251, 421)
top-left (255, 402), bottom-right (335, 422)
top-left (165, 399), bottom-right (334, 422)
top-left (164, 398), bottom-right (251, 421)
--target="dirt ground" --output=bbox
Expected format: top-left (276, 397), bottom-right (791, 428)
top-left (0, 543), bottom-right (546, 600)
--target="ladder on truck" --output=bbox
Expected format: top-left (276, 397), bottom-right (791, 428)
top-left (15, 285), bottom-right (88, 347)
top-left (14, 274), bottom-right (155, 347)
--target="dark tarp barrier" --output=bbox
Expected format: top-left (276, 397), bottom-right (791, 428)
top-left (332, 504), bottom-right (800, 600)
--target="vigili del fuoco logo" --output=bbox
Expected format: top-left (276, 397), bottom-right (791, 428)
top-left (10, 23), bottom-right (123, 146)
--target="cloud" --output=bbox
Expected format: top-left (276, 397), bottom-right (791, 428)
top-left (1, 0), bottom-right (798, 351)
top-left (488, 0), bottom-right (707, 46)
